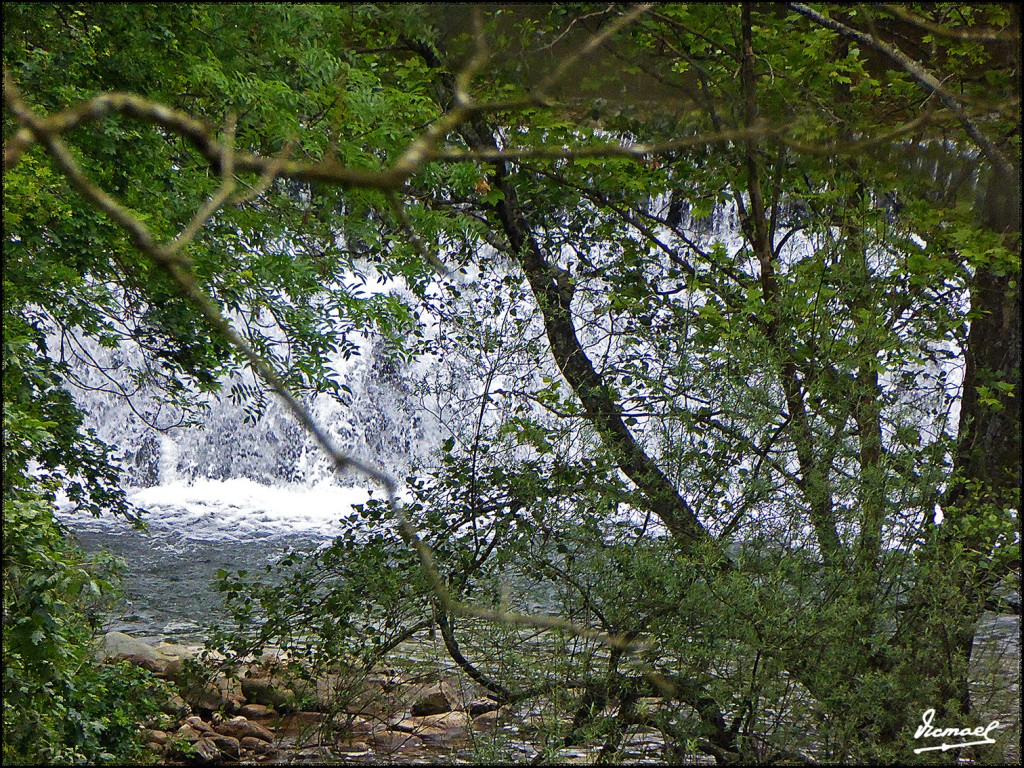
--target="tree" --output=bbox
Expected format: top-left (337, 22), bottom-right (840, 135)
top-left (4, 3), bottom-right (1019, 763)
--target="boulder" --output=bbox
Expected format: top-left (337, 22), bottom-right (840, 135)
top-left (240, 674), bottom-right (298, 710)
top-left (214, 716), bottom-right (275, 743)
top-left (342, 679), bottom-right (389, 718)
top-left (367, 729), bottom-right (424, 752)
top-left (424, 711), bottom-right (470, 729)
top-left (175, 724), bottom-right (205, 743)
top-left (184, 716), bottom-right (216, 734)
top-left (239, 736), bottom-right (275, 755)
top-left (395, 711), bottom-right (469, 743)
top-left (391, 720), bottom-right (446, 739)
top-left (141, 729), bottom-right (169, 745)
top-left (237, 703), bottom-right (275, 719)
top-left (180, 675), bottom-right (244, 713)
top-left (311, 672), bottom-right (348, 711)
top-left (210, 735), bottom-right (240, 760)
top-left (161, 694), bottom-right (191, 717)
top-left (189, 736), bottom-right (223, 763)
top-left (97, 631), bottom-right (178, 675)
top-left (468, 697), bottom-right (500, 717)
top-left (394, 710), bottom-right (468, 731)
top-left (410, 686), bottom-right (452, 716)
top-left (347, 715), bottom-right (382, 735)
top-left (157, 656), bottom-right (185, 678)
top-left (472, 710), bottom-right (500, 730)
top-left (153, 640), bottom-right (199, 658)
top-left (120, 653), bottom-right (167, 675)
top-left (335, 740), bottom-right (370, 753)
top-left (289, 710), bottom-right (325, 725)
top-left (97, 631), bottom-right (156, 660)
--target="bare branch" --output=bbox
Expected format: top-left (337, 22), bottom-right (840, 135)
top-left (535, 4), bottom-right (655, 102)
top-left (788, 3), bottom-right (1016, 176)
top-left (3, 70), bottom-right (406, 188)
top-left (874, 4), bottom-right (1020, 42)
top-left (166, 114), bottom-right (237, 256)
top-left (389, 6), bottom-right (489, 179)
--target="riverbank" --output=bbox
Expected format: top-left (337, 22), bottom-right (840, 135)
top-left (99, 630), bottom-right (679, 765)
top-left (97, 619), bottom-right (1020, 766)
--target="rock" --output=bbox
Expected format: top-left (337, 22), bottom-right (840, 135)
top-left (181, 680), bottom-right (223, 712)
top-left (161, 694), bottom-right (191, 717)
top-left (142, 729), bottom-right (169, 745)
top-left (237, 703), bottom-right (275, 719)
top-left (468, 698), bottom-right (500, 717)
top-left (335, 740), bottom-right (370, 753)
top-left (121, 653), bottom-right (168, 675)
top-left (295, 745), bottom-right (334, 759)
top-left (393, 710), bottom-right (470, 740)
top-left (97, 631), bottom-right (154, 659)
top-left (405, 711), bottom-right (469, 743)
top-left (241, 664), bottom-right (358, 712)
top-left (422, 711), bottom-right (470, 729)
top-left (190, 736), bottom-right (224, 762)
top-left (391, 720), bottom-right (446, 739)
top-left (288, 711), bottom-right (325, 727)
top-left (211, 735), bottom-right (240, 760)
top-left (347, 715), bottom-right (382, 735)
top-left (309, 671), bottom-right (387, 712)
top-left (181, 675), bottom-right (244, 713)
top-left (239, 736), bottom-right (275, 755)
top-left (146, 741), bottom-right (164, 753)
top-left (342, 680), bottom-right (389, 718)
top-left (185, 716), bottom-right (216, 734)
top-left (214, 716), bottom-right (275, 743)
top-left (161, 657), bottom-right (186, 679)
top-left (166, 740), bottom-right (192, 759)
top-left (97, 631), bottom-right (177, 675)
top-left (153, 640), bottom-right (199, 658)
top-left (176, 724), bottom-right (205, 742)
top-left (240, 674), bottom-right (298, 710)
top-left (367, 730), bottom-right (424, 752)
top-left (410, 687), bottom-right (452, 716)
top-left (311, 672), bottom-right (343, 711)
top-left (472, 710), bottom-right (499, 729)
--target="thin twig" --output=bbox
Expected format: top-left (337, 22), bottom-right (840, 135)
top-left (535, 4), bottom-right (654, 102)
top-left (874, 3), bottom-right (1020, 42)
top-left (789, 3), bottom-right (1015, 176)
top-left (167, 114), bottom-right (237, 256)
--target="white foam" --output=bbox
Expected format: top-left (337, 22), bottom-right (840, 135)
top-left (60, 479), bottom-right (387, 542)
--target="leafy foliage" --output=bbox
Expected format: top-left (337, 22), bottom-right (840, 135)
top-left (2, 485), bottom-right (170, 764)
top-left (3, 2), bottom-right (1019, 764)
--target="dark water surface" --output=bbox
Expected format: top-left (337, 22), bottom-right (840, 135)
top-left (70, 523), bottom-right (325, 641)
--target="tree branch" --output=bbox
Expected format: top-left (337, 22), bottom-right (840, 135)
top-left (788, 3), bottom-right (1015, 176)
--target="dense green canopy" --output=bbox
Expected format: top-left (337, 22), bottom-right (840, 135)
top-left (4, 4), bottom-right (1019, 763)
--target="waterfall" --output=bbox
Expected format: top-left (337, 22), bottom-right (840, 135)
top-left (51, 267), bottom-right (446, 544)
top-left (49, 271), bottom-right (451, 637)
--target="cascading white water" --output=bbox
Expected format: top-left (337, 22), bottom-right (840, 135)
top-left (53, 269), bottom-right (449, 638)
top-left (55, 269), bottom-right (444, 537)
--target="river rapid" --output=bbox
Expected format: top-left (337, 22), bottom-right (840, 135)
top-left (59, 479), bottom-right (376, 641)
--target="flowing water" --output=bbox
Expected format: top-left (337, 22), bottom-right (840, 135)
top-left (60, 480), bottom-right (371, 641)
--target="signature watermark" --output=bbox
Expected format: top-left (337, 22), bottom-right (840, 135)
top-left (913, 708), bottom-right (1002, 754)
